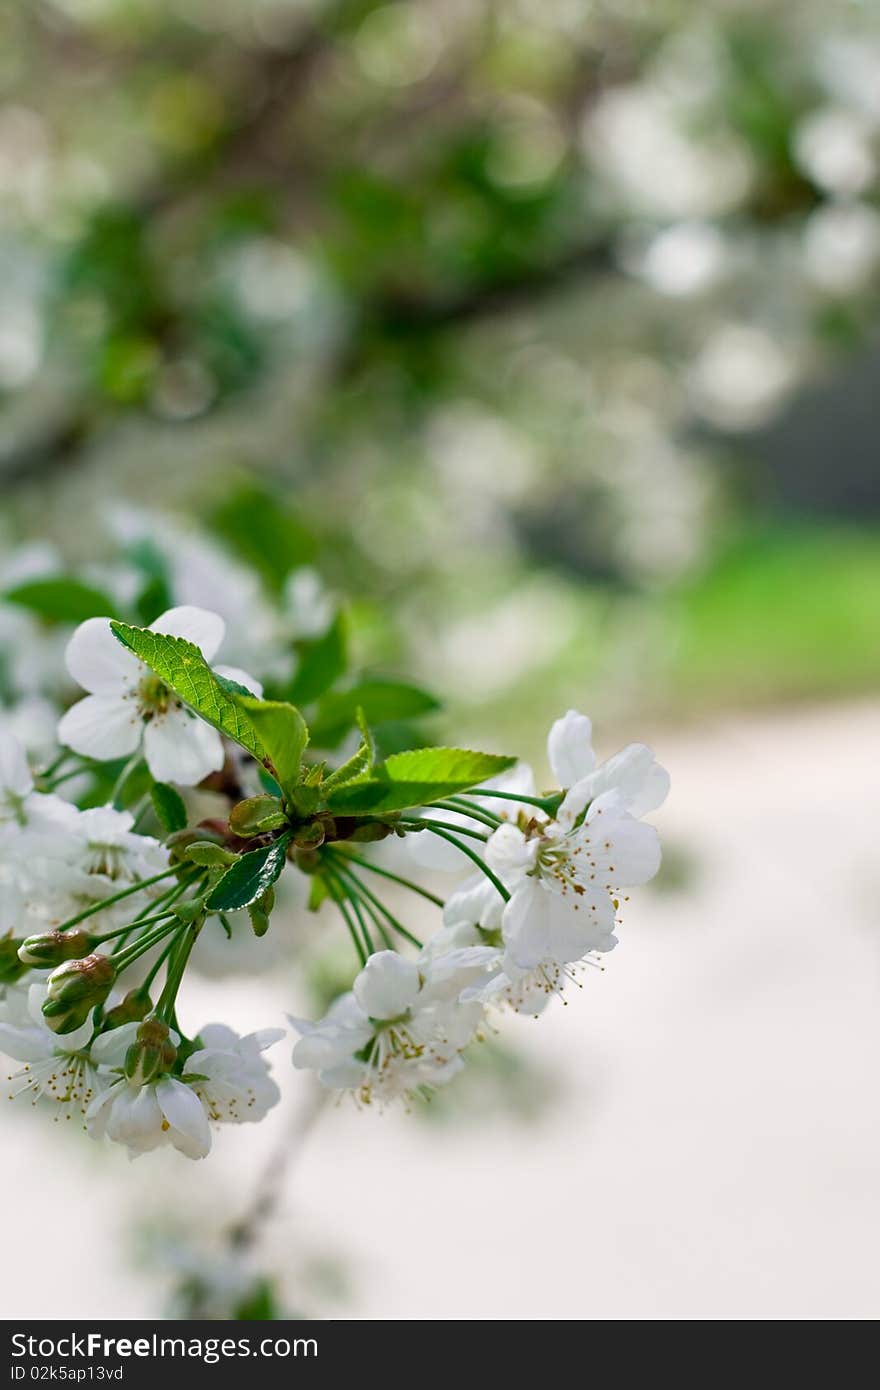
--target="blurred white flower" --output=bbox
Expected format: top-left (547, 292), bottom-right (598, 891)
top-left (802, 201), bottom-right (880, 293)
top-left (58, 606), bottom-right (261, 785)
top-left (687, 324), bottom-right (796, 430)
top-left (793, 107), bottom-right (875, 196)
top-left (632, 220), bottom-right (726, 297)
top-left (585, 85), bottom-right (752, 218)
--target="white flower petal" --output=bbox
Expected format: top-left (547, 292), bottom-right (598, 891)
top-left (503, 876), bottom-right (615, 969)
top-left (353, 951), bottom-right (421, 1020)
top-left (143, 706), bottom-right (224, 785)
top-left (485, 823), bottom-right (536, 880)
top-left (65, 618), bottom-right (142, 694)
top-left (0, 733), bottom-right (32, 798)
top-left (151, 606), bottom-right (225, 662)
top-left (580, 810), bottom-right (662, 887)
top-left (58, 694), bottom-right (142, 762)
top-left (547, 709), bottom-right (596, 789)
top-left (90, 1021), bottom-right (140, 1067)
top-left (156, 1077), bottom-right (212, 1159)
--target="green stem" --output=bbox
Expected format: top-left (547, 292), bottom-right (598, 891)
top-left (111, 753), bottom-right (144, 809)
top-left (141, 932), bottom-right (180, 993)
top-left (400, 817), bottom-right (489, 843)
top-left (330, 849), bottom-right (444, 908)
top-left (330, 859), bottom-right (423, 949)
top-left (418, 826), bottom-right (510, 902)
top-left (325, 865), bottom-right (375, 957)
top-left (326, 880), bottom-right (367, 967)
top-left (434, 798), bottom-right (502, 829)
top-left (112, 918), bottom-right (180, 972)
top-left (39, 749), bottom-right (76, 785)
top-left (52, 867), bottom-right (180, 933)
top-left (111, 875), bottom-right (195, 953)
top-left (156, 919), bottom-right (203, 1022)
top-left (468, 788), bottom-right (559, 812)
top-left (46, 765), bottom-right (91, 790)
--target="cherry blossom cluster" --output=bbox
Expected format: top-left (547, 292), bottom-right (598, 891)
top-left (1, 598), bottom-right (667, 1158)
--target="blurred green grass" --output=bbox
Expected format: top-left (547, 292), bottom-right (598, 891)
top-left (671, 524), bottom-right (880, 706)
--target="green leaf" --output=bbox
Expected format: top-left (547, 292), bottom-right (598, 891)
top-left (110, 622), bottom-right (267, 765)
top-left (4, 576), bottom-right (120, 624)
top-left (228, 795), bottom-right (288, 837)
top-left (150, 782), bottom-right (187, 834)
top-left (323, 708), bottom-right (376, 792)
top-left (324, 747), bottom-right (516, 814)
top-left (229, 694), bottom-right (308, 801)
top-left (206, 835), bottom-right (290, 912)
top-left (311, 679), bottom-right (440, 748)
top-left (209, 485), bottom-right (315, 592)
top-left (287, 611), bottom-right (347, 705)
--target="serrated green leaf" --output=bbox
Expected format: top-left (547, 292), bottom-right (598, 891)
top-left (110, 622), bottom-right (268, 765)
top-left (150, 782), bottom-right (187, 833)
top-left (324, 747), bottom-right (516, 814)
top-left (287, 611), bottom-right (347, 705)
top-left (4, 577), bottom-right (120, 624)
top-left (323, 711), bottom-right (375, 793)
top-left (205, 835), bottom-right (290, 912)
top-left (229, 693), bottom-right (308, 801)
top-left (310, 678), bottom-right (439, 748)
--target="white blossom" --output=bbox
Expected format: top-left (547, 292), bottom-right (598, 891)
top-left (58, 606), bottom-right (262, 786)
top-left (291, 947), bottom-right (495, 1105)
top-left (85, 1020), bottom-right (283, 1159)
top-left (0, 982), bottom-right (107, 1124)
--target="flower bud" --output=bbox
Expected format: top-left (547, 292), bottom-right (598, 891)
top-left (124, 1017), bottom-right (177, 1086)
top-left (166, 827), bottom-right (223, 863)
top-left (182, 841), bottom-right (240, 867)
top-left (18, 927), bottom-right (97, 968)
top-left (46, 953), bottom-right (116, 1009)
top-left (0, 933), bottom-right (27, 985)
top-left (292, 820), bottom-right (325, 851)
top-left (247, 886), bottom-right (275, 938)
top-left (102, 987), bottom-right (152, 1029)
top-left (348, 821), bottom-right (395, 843)
top-left (173, 898), bottom-right (207, 923)
top-left (41, 997), bottom-right (95, 1035)
top-left (229, 795), bottom-right (287, 837)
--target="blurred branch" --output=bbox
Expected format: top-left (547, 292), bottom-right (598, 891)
top-left (227, 1086), bottom-right (326, 1256)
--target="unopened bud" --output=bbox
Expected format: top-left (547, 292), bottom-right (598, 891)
top-left (41, 997), bottom-right (94, 1035)
top-left (173, 898), bottom-right (207, 923)
top-left (102, 987), bottom-right (152, 1029)
top-left (0, 933), bottom-right (27, 984)
top-left (18, 927), bottom-right (96, 968)
top-left (46, 953), bottom-right (116, 1009)
top-left (292, 820), bottom-right (325, 851)
top-left (124, 1017), bottom-right (177, 1086)
top-left (247, 886), bottom-right (275, 938)
top-left (229, 795), bottom-right (287, 837)
top-left (293, 847), bottom-right (321, 874)
top-left (348, 821), bottom-right (395, 843)
top-left (166, 827), bottom-right (223, 863)
top-left (183, 841), bottom-right (240, 867)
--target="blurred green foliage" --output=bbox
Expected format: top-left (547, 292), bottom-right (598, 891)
top-left (1, 0), bottom-right (879, 747)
